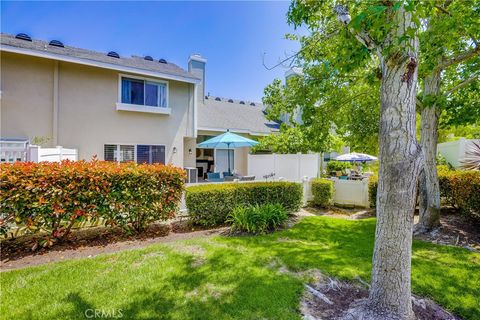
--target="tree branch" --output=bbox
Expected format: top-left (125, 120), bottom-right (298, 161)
top-left (436, 46), bottom-right (480, 71)
top-left (445, 73), bottom-right (479, 96)
top-left (334, 5), bottom-right (383, 63)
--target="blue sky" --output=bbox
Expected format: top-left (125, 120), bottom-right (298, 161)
top-left (1, 1), bottom-right (302, 102)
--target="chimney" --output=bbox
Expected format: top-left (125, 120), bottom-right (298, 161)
top-left (188, 54), bottom-right (207, 104)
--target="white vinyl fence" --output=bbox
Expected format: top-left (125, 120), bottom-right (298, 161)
top-left (302, 177), bottom-right (370, 208)
top-left (248, 153), bottom-right (370, 207)
top-left (29, 145), bottom-right (78, 162)
top-left (248, 153), bottom-right (322, 182)
top-left (0, 141), bottom-right (78, 163)
top-left (437, 138), bottom-right (480, 168)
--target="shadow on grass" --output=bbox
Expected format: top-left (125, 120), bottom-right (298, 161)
top-left (220, 216), bottom-right (480, 320)
top-left (39, 245), bottom-right (303, 320)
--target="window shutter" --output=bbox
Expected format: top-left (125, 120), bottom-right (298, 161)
top-left (104, 144), bottom-right (117, 161)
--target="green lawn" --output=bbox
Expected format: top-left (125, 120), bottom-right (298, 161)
top-left (1, 217), bottom-right (479, 320)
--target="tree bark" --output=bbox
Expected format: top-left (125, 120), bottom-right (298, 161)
top-left (417, 72), bottom-right (442, 232)
top-left (343, 6), bottom-right (422, 320)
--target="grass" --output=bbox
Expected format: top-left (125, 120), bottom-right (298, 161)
top-left (1, 216), bottom-right (479, 320)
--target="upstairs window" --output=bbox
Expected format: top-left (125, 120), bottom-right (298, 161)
top-left (121, 77), bottom-right (167, 108)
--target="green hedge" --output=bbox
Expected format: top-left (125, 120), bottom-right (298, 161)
top-left (185, 182), bottom-right (303, 226)
top-left (368, 175), bottom-right (378, 207)
top-left (368, 169), bottom-right (480, 219)
top-left (311, 178), bottom-right (334, 208)
top-left (326, 160), bottom-right (352, 173)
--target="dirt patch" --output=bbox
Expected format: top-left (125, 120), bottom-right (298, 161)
top-left (300, 272), bottom-right (460, 320)
top-left (303, 207), bottom-right (375, 219)
top-left (414, 210), bottom-right (480, 251)
top-left (1, 225), bottom-right (227, 271)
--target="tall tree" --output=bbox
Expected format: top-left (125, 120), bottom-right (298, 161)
top-left (287, 1), bottom-right (422, 318)
top-left (416, 0), bottom-right (480, 232)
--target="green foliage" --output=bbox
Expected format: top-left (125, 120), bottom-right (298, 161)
top-left (326, 160), bottom-right (352, 173)
top-left (368, 175), bottom-right (378, 208)
top-left (439, 169), bottom-right (480, 220)
top-left (227, 203), bottom-right (288, 234)
top-left (185, 182), bottom-right (303, 227)
top-left (369, 169), bottom-right (480, 219)
top-left (251, 125), bottom-right (313, 154)
top-left (311, 178), bottom-right (334, 208)
top-left (436, 153), bottom-right (447, 165)
top-left (0, 161), bottom-right (185, 244)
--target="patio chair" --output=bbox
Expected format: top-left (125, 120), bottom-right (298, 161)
top-left (206, 172), bottom-right (224, 182)
top-left (222, 171), bottom-right (233, 178)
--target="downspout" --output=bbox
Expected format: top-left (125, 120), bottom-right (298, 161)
top-left (52, 61), bottom-right (59, 146)
top-left (193, 83), bottom-right (198, 138)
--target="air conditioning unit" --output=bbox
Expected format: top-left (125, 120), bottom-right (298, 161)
top-left (184, 167), bottom-right (198, 184)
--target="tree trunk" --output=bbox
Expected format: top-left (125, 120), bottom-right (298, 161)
top-left (344, 7), bottom-right (422, 320)
top-left (417, 73), bottom-right (442, 232)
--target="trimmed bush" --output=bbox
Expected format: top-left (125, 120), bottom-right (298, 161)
top-left (368, 175), bottom-right (378, 208)
top-left (0, 160), bottom-right (185, 245)
top-left (326, 160), bottom-right (352, 173)
top-left (439, 169), bottom-right (480, 219)
top-left (185, 182), bottom-right (303, 226)
top-left (368, 169), bottom-right (480, 219)
top-left (227, 203), bottom-right (288, 234)
top-left (311, 178), bottom-right (334, 208)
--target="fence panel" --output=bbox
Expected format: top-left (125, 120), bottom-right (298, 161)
top-left (248, 153), bottom-right (320, 182)
top-left (29, 146), bottom-right (78, 162)
top-left (332, 179), bottom-right (370, 207)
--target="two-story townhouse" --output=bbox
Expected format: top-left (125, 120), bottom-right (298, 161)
top-left (0, 33), bottom-right (278, 178)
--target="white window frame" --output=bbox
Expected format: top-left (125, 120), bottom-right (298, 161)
top-left (116, 74), bottom-right (171, 115)
top-left (104, 143), bottom-right (167, 164)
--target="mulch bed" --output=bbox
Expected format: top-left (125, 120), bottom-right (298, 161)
top-left (414, 209), bottom-right (480, 251)
top-left (301, 273), bottom-right (460, 320)
top-left (0, 219), bottom-right (227, 270)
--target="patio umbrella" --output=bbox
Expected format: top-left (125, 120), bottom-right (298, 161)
top-left (197, 130), bottom-right (258, 174)
top-left (334, 152), bottom-right (378, 162)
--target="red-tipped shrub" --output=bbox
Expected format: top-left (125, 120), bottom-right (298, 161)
top-left (0, 160), bottom-right (185, 245)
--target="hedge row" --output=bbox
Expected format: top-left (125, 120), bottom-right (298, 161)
top-left (368, 169), bottom-right (480, 219)
top-left (311, 178), bottom-right (334, 208)
top-left (185, 182), bottom-right (303, 226)
top-left (0, 160), bottom-right (185, 245)
top-left (326, 160), bottom-right (352, 173)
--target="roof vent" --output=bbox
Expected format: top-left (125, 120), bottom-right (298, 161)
top-left (159, 58), bottom-right (167, 64)
top-left (239, 101), bottom-right (245, 105)
top-left (144, 56), bottom-right (153, 61)
top-left (49, 40), bottom-right (64, 48)
top-left (15, 33), bottom-right (32, 42)
top-left (107, 51), bottom-right (120, 58)
top-left (228, 99), bottom-right (234, 103)
top-left (250, 102), bottom-right (256, 106)
top-left (215, 97), bottom-right (221, 101)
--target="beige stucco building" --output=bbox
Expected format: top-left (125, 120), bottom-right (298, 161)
top-left (0, 33), bottom-right (278, 179)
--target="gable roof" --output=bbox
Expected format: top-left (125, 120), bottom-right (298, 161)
top-left (0, 33), bottom-right (200, 84)
top-left (198, 97), bottom-right (280, 136)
